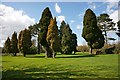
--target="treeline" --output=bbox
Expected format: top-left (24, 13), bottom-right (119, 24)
top-left (2, 7), bottom-right (120, 57)
top-left (2, 7), bottom-right (77, 58)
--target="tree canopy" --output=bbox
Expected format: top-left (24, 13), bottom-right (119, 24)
top-left (97, 13), bottom-right (116, 44)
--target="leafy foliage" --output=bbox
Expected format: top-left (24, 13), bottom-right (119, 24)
top-left (97, 13), bottom-right (116, 44)
top-left (82, 9), bottom-right (105, 54)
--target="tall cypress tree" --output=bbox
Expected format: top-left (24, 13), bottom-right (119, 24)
top-left (18, 30), bottom-right (23, 52)
top-left (11, 32), bottom-right (19, 56)
top-left (38, 7), bottom-right (53, 58)
top-left (46, 17), bottom-right (60, 58)
top-left (82, 9), bottom-right (105, 54)
top-left (22, 29), bottom-right (32, 57)
top-left (3, 37), bottom-right (11, 53)
top-left (18, 29), bottom-right (32, 57)
top-left (60, 21), bottom-right (73, 54)
top-left (71, 33), bottom-right (77, 54)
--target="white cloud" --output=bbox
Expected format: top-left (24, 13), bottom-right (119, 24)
top-left (69, 20), bottom-right (75, 25)
top-left (76, 25), bottom-right (81, 30)
top-left (55, 3), bottom-right (61, 14)
top-left (56, 15), bottom-right (65, 23)
top-left (88, 2), bottom-right (96, 10)
top-left (103, 2), bottom-right (118, 14)
top-left (0, 4), bottom-right (35, 47)
top-left (110, 10), bottom-right (118, 23)
top-left (105, 0), bottom-right (119, 2)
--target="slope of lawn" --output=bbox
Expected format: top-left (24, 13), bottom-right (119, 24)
top-left (2, 52), bottom-right (119, 79)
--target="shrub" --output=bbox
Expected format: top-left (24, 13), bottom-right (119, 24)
top-left (28, 46), bottom-right (37, 54)
top-left (76, 45), bottom-right (89, 52)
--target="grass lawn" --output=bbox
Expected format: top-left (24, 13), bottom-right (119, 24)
top-left (2, 52), bottom-right (119, 79)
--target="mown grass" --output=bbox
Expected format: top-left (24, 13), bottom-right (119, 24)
top-left (2, 52), bottom-right (119, 79)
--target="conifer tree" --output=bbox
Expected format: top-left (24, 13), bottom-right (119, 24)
top-left (3, 37), bottom-right (11, 53)
top-left (18, 30), bottom-right (23, 52)
top-left (46, 17), bottom-right (60, 58)
top-left (71, 33), bottom-right (77, 54)
top-left (60, 21), bottom-right (73, 54)
top-left (11, 32), bottom-right (19, 56)
top-left (38, 7), bottom-right (53, 58)
top-left (82, 9), bottom-right (105, 54)
top-left (22, 29), bottom-right (32, 57)
top-left (18, 29), bottom-right (32, 57)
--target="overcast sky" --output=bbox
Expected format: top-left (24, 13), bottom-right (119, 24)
top-left (0, 0), bottom-right (119, 47)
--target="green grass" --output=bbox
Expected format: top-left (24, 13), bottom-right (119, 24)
top-left (2, 52), bottom-right (119, 79)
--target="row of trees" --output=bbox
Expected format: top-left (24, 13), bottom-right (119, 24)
top-left (3, 7), bottom-right (77, 58)
top-left (3, 7), bottom-right (119, 57)
top-left (3, 29), bottom-right (32, 57)
top-left (3, 32), bottom-right (18, 56)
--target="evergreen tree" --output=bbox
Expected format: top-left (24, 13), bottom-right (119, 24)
top-left (38, 7), bottom-right (53, 58)
top-left (97, 13), bottom-right (116, 44)
top-left (46, 17), bottom-right (60, 58)
top-left (71, 33), bottom-right (77, 54)
top-left (3, 37), bottom-right (11, 53)
top-left (18, 29), bottom-right (32, 57)
top-left (11, 32), bottom-right (19, 56)
top-left (60, 21), bottom-right (73, 54)
top-left (22, 29), bottom-right (32, 57)
top-left (82, 9), bottom-right (105, 54)
top-left (18, 30), bottom-right (23, 52)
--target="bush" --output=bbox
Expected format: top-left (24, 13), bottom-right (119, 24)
top-left (76, 45), bottom-right (89, 52)
top-left (100, 43), bottom-right (120, 54)
top-left (28, 46), bottom-right (37, 54)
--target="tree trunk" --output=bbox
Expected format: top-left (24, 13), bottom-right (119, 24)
top-left (44, 46), bottom-right (53, 58)
top-left (38, 43), bottom-right (40, 54)
top-left (104, 30), bottom-right (108, 45)
top-left (89, 47), bottom-right (93, 54)
top-left (14, 53), bottom-right (16, 56)
top-left (23, 53), bottom-right (26, 57)
top-left (37, 37), bottom-right (40, 54)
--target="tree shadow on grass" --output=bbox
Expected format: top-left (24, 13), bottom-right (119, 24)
top-left (26, 55), bottom-right (45, 58)
top-left (56, 54), bottom-right (97, 58)
top-left (2, 67), bottom-right (100, 80)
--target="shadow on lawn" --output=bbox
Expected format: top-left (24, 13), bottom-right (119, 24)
top-left (2, 67), bottom-right (118, 80)
top-left (26, 54), bottom-right (96, 59)
top-left (2, 67), bottom-right (98, 80)
top-left (26, 55), bottom-right (45, 58)
top-left (56, 54), bottom-right (96, 58)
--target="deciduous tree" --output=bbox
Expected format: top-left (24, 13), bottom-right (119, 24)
top-left (97, 13), bottom-right (116, 44)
